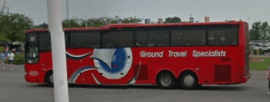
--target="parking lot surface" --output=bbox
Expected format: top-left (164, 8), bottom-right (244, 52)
top-left (0, 65), bottom-right (269, 102)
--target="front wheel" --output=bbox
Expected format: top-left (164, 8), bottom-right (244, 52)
top-left (179, 72), bottom-right (198, 90)
top-left (45, 71), bottom-right (54, 87)
top-left (157, 72), bottom-right (176, 89)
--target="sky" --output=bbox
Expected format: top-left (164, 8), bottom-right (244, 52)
top-left (1, 0), bottom-right (270, 28)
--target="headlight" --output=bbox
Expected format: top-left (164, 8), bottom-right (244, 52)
top-left (29, 71), bottom-right (39, 76)
top-left (28, 59), bottom-right (33, 63)
top-left (27, 59), bottom-right (38, 63)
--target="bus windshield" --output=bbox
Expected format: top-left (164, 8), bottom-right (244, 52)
top-left (25, 33), bottom-right (39, 63)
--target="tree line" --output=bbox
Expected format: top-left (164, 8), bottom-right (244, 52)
top-left (1, 11), bottom-right (267, 43)
top-left (250, 21), bottom-right (270, 41)
top-left (0, 12), bottom-right (33, 43)
top-left (39, 16), bottom-right (182, 28)
top-left (60, 16), bottom-right (181, 28)
top-left (0, 12), bottom-right (183, 43)
top-left (61, 16), bottom-right (143, 28)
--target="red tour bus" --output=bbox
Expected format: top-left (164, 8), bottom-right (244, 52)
top-left (24, 21), bottom-right (250, 89)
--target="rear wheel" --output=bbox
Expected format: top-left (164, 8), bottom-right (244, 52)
top-left (179, 72), bottom-right (198, 90)
top-left (157, 71), bottom-right (176, 89)
top-left (197, 84), bottom-right (202, 88)
top-left (45, 71), bottom-right (54, 87)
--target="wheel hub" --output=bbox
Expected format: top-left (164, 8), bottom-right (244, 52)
top-left (183, 75), bottom-right (195, 87)
top-left (160, 75), bottom-right (172, 86)
top-left (49, 75), bottom-right (54, 83)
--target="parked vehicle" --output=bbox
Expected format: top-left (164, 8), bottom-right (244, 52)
top-left (260, 44), bottom-right (268, 52)
top-left (251, 43), bottom-right (260, 50)
top-left (251, 43), bottom-right (268, 52)
top-left (266, 45), bottom-right (270, 52)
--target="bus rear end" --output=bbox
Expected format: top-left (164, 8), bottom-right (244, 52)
top-left (241, 22), bottom-right (251, 83)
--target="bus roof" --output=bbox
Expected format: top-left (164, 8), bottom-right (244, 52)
top-left (25, 27), bottom-right (102, 33)
top-left (25, 21), bottom-right (245, 33)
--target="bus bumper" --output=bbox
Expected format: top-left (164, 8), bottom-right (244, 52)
top-left (241, 72), bottom-right (251, 83)
top-left (24, 65), bottom-right (46, 84)
top-left (25, 74), bottom-right (41, 83)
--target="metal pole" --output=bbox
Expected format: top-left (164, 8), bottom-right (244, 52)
top-left (86, 20), bottom-right (88, 27)
top-left (1, 0), bottom-right (6, 12)
top-left (47, 0), bottom-right (69, 102)
top-left (66, 0), bottom-right (69, 19)
top-left (248, 17), bottom-right (251, 29)
top-left (7, 7), bottom-right (9, 13)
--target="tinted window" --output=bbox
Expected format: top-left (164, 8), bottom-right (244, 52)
top-left (171, 28), bottom-right (206, 46)
top-left (27, 33), bottom-right (37, 45)
top-left (208, 25), bottom-right (238, 45)
top-left (70, 32), bottom-right (100, 48)
top-left (148, 31), bottom-right (169, 46)
top-left (38, 32), bottom-right (69, 51)
top-left (39, 33), bottom-right (51, 51)
top-left (135, 31), bottom-right (148, 47)
top-left (103, 31), bottom-right (133, 47)
top-left (26, 33), bottom-right (39, 63)
top-left (135, 30), bottom-right (169, 47)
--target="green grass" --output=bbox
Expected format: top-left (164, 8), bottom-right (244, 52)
top-left (250, 57), bottom-right (270, 70)
top-left (0, 46), bottom-right (4, 52)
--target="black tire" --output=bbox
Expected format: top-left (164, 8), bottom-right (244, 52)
top-left (157, 71), bottom-right (176, 89)
top-left (179, 72), bottom-right (198, 90)
top-left (45, 71), bottom-right (54, 87)
top-left (197, 84), bottom-right (202, 89)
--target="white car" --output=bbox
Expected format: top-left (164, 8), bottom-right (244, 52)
top-left (267, 45), bottom-right (270, 52)
top-left (251, 44), bottom-right (268, 52)
top-left (261, 45), bottom-right (268, 52)
top-left (251, 44), bottom-right (259, 49)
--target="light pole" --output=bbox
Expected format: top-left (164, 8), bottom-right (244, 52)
top-left (47, 0), bottom-right (70, 102)
top-left (83, 14), bottom-right (88, 27)
top-left (1, 0), bottom-right (6, 12)
top-left (66, 0), bottom-right (69, 19)
top-left (248, 17), bottom-right (252, 29)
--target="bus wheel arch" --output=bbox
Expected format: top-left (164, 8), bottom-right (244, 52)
top-left (178, 70), bottom-right (199, 90)
top-left (156, 70), bottom-right (176, 89)
top-left (45, 70), bottom-right (53, 87)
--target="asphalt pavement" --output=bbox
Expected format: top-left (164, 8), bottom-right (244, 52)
top-left (0, 65), bottom-right (269, 102)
